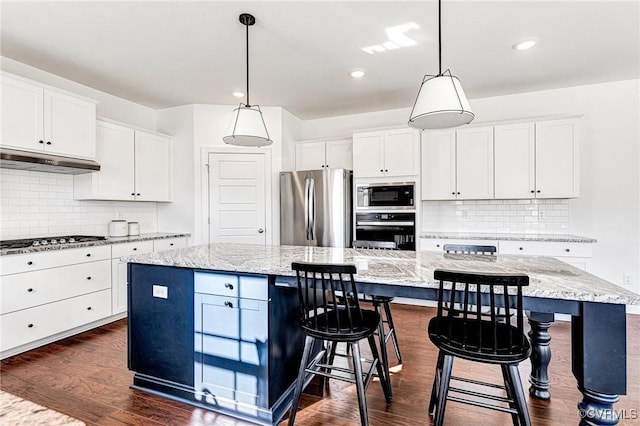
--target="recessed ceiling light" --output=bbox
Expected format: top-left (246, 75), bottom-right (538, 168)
top-left (232, 91), bottom-right (245, 98)
top-left (513, 37), bottom-right (539, 50)
top-left (350, 70), bottom-right (365, 78)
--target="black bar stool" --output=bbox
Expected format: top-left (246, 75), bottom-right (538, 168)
top-left (287, 261), bottom-right (391, 426)
top-left (427, 269), bottom-right (532, 426)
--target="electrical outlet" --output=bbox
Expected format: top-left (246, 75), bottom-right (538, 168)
top-left (153, 285), bottom-right (168, 299)
top-left (623, 274), bottom-right (633, 286)
top-left (538, 210), bottom-right (546, 219)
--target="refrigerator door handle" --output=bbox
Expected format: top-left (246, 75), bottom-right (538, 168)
top-left (304, 178), bottom-right (311, 240)
top-left (308, 177), bottom-right (316, 240)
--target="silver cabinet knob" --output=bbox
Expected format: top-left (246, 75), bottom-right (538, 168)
top-left (258, 228), bottom-right (264, 233)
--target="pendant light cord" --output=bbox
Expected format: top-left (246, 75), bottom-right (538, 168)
top-left (245, 21), bottom-right (250, 107)
top-left (438, 0), bottom-right (442, 76)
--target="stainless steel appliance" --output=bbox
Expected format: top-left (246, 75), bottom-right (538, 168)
top-left (354, 212), bottom-right (415, 250)
top-left (280, 169), bottom-right (352, 248)
top-left (356, 182), bottom-right (415, 211)
top-left (0, 147), bottom-right (100, 174)
top-left (0, 235), bottom-right (107, 250)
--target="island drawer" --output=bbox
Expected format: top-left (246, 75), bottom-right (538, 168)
top-left (194, 272), bottom-right (268, 301)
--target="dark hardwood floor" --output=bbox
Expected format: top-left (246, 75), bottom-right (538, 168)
top-left (1, 304), bottom-right (638, 425)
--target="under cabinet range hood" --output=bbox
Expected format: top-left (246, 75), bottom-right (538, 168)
top-left (0, 148), bottom-right (100, 174)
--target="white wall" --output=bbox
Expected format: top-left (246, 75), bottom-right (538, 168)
top-left (300, 79), bottom-right (640, 293)
top-left (1, 57), bottom-right (157, 129)
top-left (157, 104), bottom-right (284, 246)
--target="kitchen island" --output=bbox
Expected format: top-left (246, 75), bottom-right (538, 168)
top-left (126, 243), bottom-right (639, 426)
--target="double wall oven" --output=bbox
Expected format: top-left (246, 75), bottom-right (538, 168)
top-left (354, 182), bottom-right (416, 250)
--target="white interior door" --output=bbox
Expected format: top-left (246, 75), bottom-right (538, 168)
top-left (208, 152), bottom-right (267, 245)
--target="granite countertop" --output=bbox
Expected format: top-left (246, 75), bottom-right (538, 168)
top-left (0, 232), bottom-right (190, 256)
top-left (419, 231), bottom-right (597, 243)
top-left (125, 243), bottom-right (640, 305)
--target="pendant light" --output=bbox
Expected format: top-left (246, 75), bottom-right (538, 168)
top-left (408, 0), bottom-right (474, 130)
top-left (223, 13), bottom-right (272, 147)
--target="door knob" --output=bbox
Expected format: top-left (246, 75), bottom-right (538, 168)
top-left (258, 228), bottom-right (264, 233)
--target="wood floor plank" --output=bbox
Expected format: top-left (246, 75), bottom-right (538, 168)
top-left (2, 304), bottom-right (639, 425)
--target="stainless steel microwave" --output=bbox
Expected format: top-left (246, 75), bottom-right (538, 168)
top-left (356, 182), bottom-right (415, 210)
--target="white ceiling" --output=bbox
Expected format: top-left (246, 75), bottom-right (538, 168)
top-left (1, 1), bottom-right (638, 120)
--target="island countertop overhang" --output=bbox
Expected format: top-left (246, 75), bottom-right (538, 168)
top-left (124, 243), bottom-right (640, 306)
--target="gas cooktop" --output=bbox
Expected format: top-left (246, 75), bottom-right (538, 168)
top-left (0, 235), bottom-right (107, 250)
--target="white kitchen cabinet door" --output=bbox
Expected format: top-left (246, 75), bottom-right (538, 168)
top-left (1, 75), bottom-right (44, 151)
top-left (384, 128), bottom-right (420, 177)
top-left (43, 89), bottom-right (96, 158)
top-left (535, 119), bottom-right (580, 198)
top-left (324, 139), bottom-right (352, 170)
top-left (134, 130), bottom-right (172, 202)
top-left (352, 132), bottom-right (385, 177)
top-left (494, 123), bottom-right (535, 199)
top-left (153, 237), bottom-right (188, 252)
top-left (111, 241), bottom-right (154, 314)
top-left (421, 129), bottom-right (456, 200)
top-left (74, 121), bottom-right (135, 200)
top-left (295, 141), bottom-right (325, 170)
top-left (456, 126), bottom-right (494, 200)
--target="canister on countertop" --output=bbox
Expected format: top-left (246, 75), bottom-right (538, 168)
top-left (109, 220), bottom-right (128, 237)
top-left (128, 222), bottom-right (140, 236)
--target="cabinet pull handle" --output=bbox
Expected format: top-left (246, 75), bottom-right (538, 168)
top-left (451, 192), bottom-right (455, 195)
top-left (38, 140), bottom-right (44, 144)
top-left (536, 190), bottom-right (541, 193)
top-left (87, 276), bottom-right (92, 280)
top-left (170, 243), bottom-right (174, 246)
top-left (436, 244), bottom-right (440, 247)
top-left (46, 141), bottom-right (52, 145)
top-left (224, 283), bottom-right (234, 290)
top-left (530, 190), bottom-right (535, 194)
top-left (519, 247), bottom-right (524, 251)
top-left (131, 193), bottom-right (135, 196)
top-left (380, 169), bottom-right (384, 172)
top-left (27, 261), bottom-right (33, 265)
top-left (224, 301), bottom-right (234, 308)
top-left (27, 323), bottom-right (34, 328)
top-left (133, 248), bottom-right (138, 251)
top-left (27, 288), bottom-right (34, 292)
top-left (87, 306), bottom-right (92, 310)
top-left (385, 169), bottom-right (388, 172)
top-left (86, 253), bottom-right (91, 257)
top-left (136, 193), bottom-right (141, 196)
top-left (565, 248), bottom-right (570, 252)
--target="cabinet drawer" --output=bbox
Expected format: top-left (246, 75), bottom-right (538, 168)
top-left (153, 237), bottom-right (187, 252)
top-left (419, 238), bottom-right (499, 252)
top-left (194, 272), bottom-right (268, 300)
top-left (1, 259), bottom-right (111, 314)
top-left (0, 245), bottom-right (111, 275)
top-left (499, 241), bottom-right (593, 258)
top-left (111, 240), bottom-right (154, 258)
top-left (0, 289), bottom-right (111, 352)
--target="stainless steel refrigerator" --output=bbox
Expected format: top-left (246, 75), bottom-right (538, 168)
top-left (280, 169), bottom-right (353, 248)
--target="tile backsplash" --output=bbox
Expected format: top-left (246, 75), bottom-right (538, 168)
top-left (0, 168), bottom-right (158, 238)
top-left (421, 199), bottom-right (569, 234)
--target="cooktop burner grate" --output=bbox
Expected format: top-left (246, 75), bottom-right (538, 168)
top-left (0, 235), bottom-right (107, 250)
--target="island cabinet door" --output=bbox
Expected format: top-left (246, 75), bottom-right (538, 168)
top-left (127, 264), bottom-right (194, 386)
top-left (194, 293), bottom-right (269, 410)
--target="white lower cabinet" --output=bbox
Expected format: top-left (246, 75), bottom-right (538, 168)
top-left (0, 245), bottom-right (112, 355)
top-left (499, 240), bottom-right (593, 271)
top-left (111, 241), bottom-right (155, 315)
top-left (153, 236), bottom-right (188, 252)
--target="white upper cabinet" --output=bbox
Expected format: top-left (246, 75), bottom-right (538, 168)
top-left (295, 139), bottom-right (352, 170)
top-left (74, 120), bottom-right (172, 202)
top-left (455, 126), bottom-right (494, 200)
top-left (421, 126), bottom-right (493, 200)
top-left (353, 128), bottom-right (420, 178)
top-left (494, 119), bottom-right (580, 199)
top-left (535, 119), bottom-right (580, 198)
top-left (134, 130), bottom-right (172, 202)
top-left (1, 73), bottom-right (96, 158)
top-left (494, 123), bottom-right (535, 199)
top-left (420, 130), bottom-right (456, 200)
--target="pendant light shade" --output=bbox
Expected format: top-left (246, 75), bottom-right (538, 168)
top-left (408, 0), bottom-right (474, 130)
top-left (223, 13), bottom-right (272, 147)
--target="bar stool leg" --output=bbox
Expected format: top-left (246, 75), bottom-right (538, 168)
top-left (374, 302), bottom-right (392, 398)
top-left (288, 335), bottom-right (315, 426)
top-left (350, 342), bottom-right (369, 426)
top-left (501, 364), bottom-right (521, 425)
top-left (433, 353), bottom-right (453, 426)
top-left (507, 364), bottom-right (531, 426)
top-left (382, 300), bottom-right (402, 363)
top-left (368, 335), bottom-right (392, 403)
top-left (429, 351), bottom-right (444, 415)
